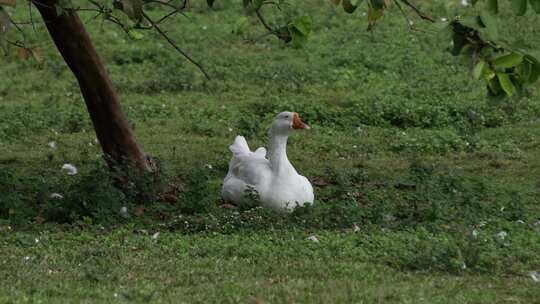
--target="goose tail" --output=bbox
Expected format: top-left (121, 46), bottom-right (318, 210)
top-left (229, 136), bottom-right (251, 157)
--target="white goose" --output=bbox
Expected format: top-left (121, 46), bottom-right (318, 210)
top-left (222, 112), bottom-right (314, 211)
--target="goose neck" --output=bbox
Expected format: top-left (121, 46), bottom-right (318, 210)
top-left (268, 133), bottom-right (294, 174)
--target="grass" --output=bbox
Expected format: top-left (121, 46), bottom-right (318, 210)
top-left (1, 0), bottom-right (540, 302)
top-left (2, 228), bottom-right (540, 303)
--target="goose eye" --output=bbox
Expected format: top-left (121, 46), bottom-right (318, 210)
top-left (284, 115), bottom-right (289, 119)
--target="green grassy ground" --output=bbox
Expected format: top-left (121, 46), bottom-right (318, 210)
top-left (1, 0), bottom-right (540, 302)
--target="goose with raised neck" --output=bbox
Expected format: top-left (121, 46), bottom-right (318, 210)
top-left (221, 111), bottom-right (314, 212)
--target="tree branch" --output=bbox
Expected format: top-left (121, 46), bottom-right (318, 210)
top-left (398, 0), bottom-right (435, 23)
top-left (142, 12), bottom-right (210, 80)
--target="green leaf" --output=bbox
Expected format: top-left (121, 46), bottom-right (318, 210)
top-left (479, 11), bottom-right (498, 40)
top-left (290, 15), bottom-right (312, 36)
top-left (288, 16), bottom-right (312, 48)
top-left (487, 77), bottom-right (503, 96)
top-left (517, 61), bottom-right (532, 83)
top-left (523, 55), bottom-right (540, 83)
top-left (473, 60), bottom-right (486, 80)
top-left (480, 11), bottom-right (499, 40)
top-left (496, 72), bottom-right (516, 96)
top-left (127, 29), bottom-right (144, 40)
top-left (232, 16), bottom-right (249, 35)
top-left (483, 65), bottom-right (496, 81)
top-left (459, 16), bottom-right (482, 30)
top-left (486, 0), bottom-right (498, 14)
top-left (511, 0), bottom-right (528, 16)
top-left (493, 53), bottom-right (523, 68)
top-left (530, 0), bottom-right (540, 13)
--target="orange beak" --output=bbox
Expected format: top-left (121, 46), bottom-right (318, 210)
top-left (292, 112), bottom-right (310, 130)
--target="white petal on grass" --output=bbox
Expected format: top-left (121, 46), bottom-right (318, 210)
top-left (49, 193), bottom-right (64, 199)
top-left (120, 206), bottom-right (128, 218)
top-left (529, 271), bottom-right (539, 282)
top-left (48, 141), bottom-right (57, 149)
top-left (496, 231), bottom-right (508, 240)
top-left (472, 229), bottom-right (479, 238)
top-left (152, 232), bottom-right (160, 240)
top-left (353, 224), bottom-right (361, 233)
top-left (307, 235), bottom-right (320, 243)
top-left (61, 164), bottom-right (78, 175)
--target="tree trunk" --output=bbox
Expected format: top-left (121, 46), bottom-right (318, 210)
top-left (33, 0), bottom-right (152, 172)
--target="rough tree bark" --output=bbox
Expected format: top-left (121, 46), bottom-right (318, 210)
top-left (33, 0), bottom-right (152, 173)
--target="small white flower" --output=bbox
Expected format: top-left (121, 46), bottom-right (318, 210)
top-left (48, 141), bottom-right (57, 149)
top-left (35, 238), bottom-right (40, 244)
top-left (461, 263), bottom-right (467, 270)
top-left (228, 128), bottom-right (233, 132)
top-left (202, 26), bottom-right (208, 30)
top-left (114, 293), bottom-right (119, 298)
top-left (49, 193), bottom-right (64, 199)
top-left (441, 17), bottom-right (448, 22)
top-left (61, 164), bottom-right (78, 175)
top-left (205, 164), bottom-right (213, 169)
top-left (24, 256), bottom-right (32, 261)
top-left (408, 20), bottom-right (414, 26)
top-left (383, 214), bottom-right (396, 222)
top-left (461, 0), bottom-right (469, 6)
top-left (496, 231), bottom-right (508, 240)
top-left (529, 271), bottom-right (539, 282)
top-left (472, 229), bottom-right (479, 238)
top-left (120, 206), bottom-right (128, 217)
top-left (152, 232), bottom-right (160, 240)
top-left (353, 224), bottom-right (360, 233)
top-left (353, 145), bottom-right (357, 149)
top-left (307, 235), bottom-right (319, 243)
